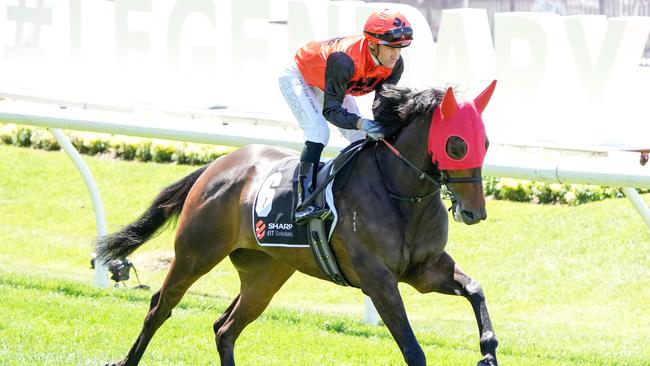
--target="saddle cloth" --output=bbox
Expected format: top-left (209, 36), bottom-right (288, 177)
top-left (252, 157), bottom-right (338, 247)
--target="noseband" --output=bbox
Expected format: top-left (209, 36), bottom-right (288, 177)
top-left (375, 139), bottom-right (482, 203)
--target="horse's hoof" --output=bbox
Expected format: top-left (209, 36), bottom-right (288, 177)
top-left (477, 354), bottom-right (497, 366)
top-left (104, 360), bottom-right (127, 366)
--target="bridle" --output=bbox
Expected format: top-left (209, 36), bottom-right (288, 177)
top-left (374, 138), bottom-right (482, 204)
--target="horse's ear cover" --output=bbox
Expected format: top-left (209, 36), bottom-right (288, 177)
top-left (440, 87), bottom-right (458, 118)
top-left (474, 80), bottom-right (497, 113)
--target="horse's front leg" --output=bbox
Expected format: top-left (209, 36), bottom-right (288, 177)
top-left (359, 265), bottom-right (426, 366)
top-left (456, 264), bottom-right (498, 366)
top-left (405, 251), bottom-right (498, 366)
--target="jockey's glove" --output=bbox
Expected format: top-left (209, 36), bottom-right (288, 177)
top-left (359, 118), bottom-right (385, 140)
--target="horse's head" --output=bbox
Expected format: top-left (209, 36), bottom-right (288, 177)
top-left (428, 81), bottom-right (496, 225)
top-left (373, 80), bottom-right (496, 225)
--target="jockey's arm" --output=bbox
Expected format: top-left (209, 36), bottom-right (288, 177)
top-left (322, 52), bottom-right (362, 130)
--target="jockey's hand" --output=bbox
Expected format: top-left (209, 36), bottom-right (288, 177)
top-left (359, 118), bottom-right (385, 140)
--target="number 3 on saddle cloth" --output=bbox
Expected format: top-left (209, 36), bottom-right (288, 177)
top-left (251, 141), bottom-right (364, 286)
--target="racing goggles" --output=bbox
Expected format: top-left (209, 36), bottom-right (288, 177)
top-left (366, 27), bottom-right (413, 47)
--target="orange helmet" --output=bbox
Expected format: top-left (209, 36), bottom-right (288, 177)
top-left (363, 9), bottom-right (413, 48)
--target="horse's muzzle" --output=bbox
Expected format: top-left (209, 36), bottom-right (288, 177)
top-left (452, 203), bottom-right (486, 225)
top-left (461, 208), bottom-right (486, 225)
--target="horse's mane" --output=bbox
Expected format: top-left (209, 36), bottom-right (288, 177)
top-left (373, 85), bottom-right (445, 137)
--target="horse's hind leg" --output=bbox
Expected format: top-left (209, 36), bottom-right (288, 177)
top-left (109, 253), bottom-right (221, 366)
top-left (214, 249), bottom-right (295, 366)
top-left (405, 251), bottom-right (498, 366)
top-left (110, 229), bottom-right (235, 366)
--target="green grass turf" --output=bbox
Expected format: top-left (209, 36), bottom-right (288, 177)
top-left (1, 144), bottom-right (649, 365)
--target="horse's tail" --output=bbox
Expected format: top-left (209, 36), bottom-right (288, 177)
top-left (96, 165), bottom-right (209, 263)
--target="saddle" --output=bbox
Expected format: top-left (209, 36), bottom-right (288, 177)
top-left (252, 140), bottom-right (366, 286)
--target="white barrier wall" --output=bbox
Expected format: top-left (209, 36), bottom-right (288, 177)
top-left (1, 0), bottom-right (649, 148)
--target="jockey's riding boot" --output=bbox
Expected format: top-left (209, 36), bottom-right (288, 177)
top-left (295, 161), bottom-right (328, 225)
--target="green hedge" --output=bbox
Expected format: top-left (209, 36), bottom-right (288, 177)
top-left (0, 123), bottom-right (231, 166)
top-left (483, 177), bottom-right (636, 206)
top-left (1, 122), bottom-right (646, 205)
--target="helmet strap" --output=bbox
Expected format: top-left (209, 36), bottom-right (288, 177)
top-left (367, 42), bottom-right (383, 67)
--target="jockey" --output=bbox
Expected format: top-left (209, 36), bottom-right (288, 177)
top-left (278, 8), bottom-right (413, 225)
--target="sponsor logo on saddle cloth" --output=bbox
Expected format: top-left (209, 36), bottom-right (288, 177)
top-left (252, 157), bottom-right (339, 247)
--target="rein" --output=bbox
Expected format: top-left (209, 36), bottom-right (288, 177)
top-left (375, 139), bottom-right (441, 203)
top-left (376, 138), bottom-right (482, 203)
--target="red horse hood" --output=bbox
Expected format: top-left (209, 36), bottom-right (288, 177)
top-left (427, 81), bottom-right (496, 170)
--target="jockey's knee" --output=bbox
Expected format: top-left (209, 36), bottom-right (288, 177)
top-left (340, 127), bottom-right (366, 143)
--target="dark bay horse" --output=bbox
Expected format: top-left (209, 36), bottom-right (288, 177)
top-left (98, 81), bottom-right (499, 366)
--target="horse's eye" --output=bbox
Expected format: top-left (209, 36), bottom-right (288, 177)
top-left (446, 136), bottom-right (467, 160)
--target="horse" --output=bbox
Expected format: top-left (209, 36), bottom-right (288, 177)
top-left (98, 81), bottom-right (499, 366)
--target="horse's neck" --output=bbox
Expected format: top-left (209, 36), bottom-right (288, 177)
top-left (391, 113), bottom-right (436, 188)
top-left (378, 111), bottom-right (445, 226)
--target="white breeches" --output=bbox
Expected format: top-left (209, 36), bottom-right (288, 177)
top-left (278, 64), bottom-right (366, 145)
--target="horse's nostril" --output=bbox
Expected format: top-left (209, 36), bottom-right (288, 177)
top-left (461, 210), bottom-right (475, 221)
